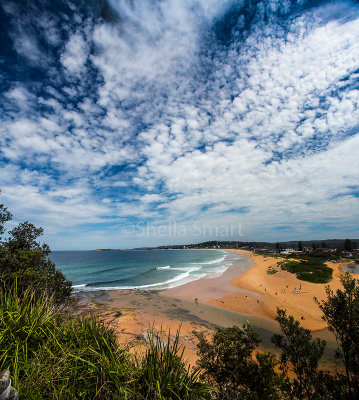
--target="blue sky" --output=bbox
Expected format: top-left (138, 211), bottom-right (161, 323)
top-left (1, 0), bottom-right (359, 250)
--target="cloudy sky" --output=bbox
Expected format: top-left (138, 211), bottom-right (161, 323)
top-left (0, 0), bottom-right (359, 250)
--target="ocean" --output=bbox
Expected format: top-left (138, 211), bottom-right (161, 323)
top-left (50, 249), bottom-right (244, 291)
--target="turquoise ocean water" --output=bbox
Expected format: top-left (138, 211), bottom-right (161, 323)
top-left (50, 249), bottom-right (244, 291)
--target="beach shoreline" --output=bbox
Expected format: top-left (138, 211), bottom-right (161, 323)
top-left (163, 249), bottom-right (357, 331)
top-left (73, 249), bottom-right (275, 365)
top-left (176, 249), bottom-right (356, 331)
top-left (75, 248), bottom-right (356, 365)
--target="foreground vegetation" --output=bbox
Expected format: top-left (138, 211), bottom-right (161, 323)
top-left (2, 277), bottom-right (359, 399)
top-left (1, 195), bottom-right (359, 399)
top-left (0, 286), bottom-right (210, 399)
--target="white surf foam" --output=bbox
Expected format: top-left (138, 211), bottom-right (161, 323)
top-left (192, 254), bottom-right (227, 265)
top-left (203, 263), bottom-right (230, 279)
top-left (74, 266), bottom-right (203, 291)
top-left (73, 252), bottom-right (232, 292)
top-left (72, 284), bottom-right (87, 289)
top-left (155, 265), bottom-right (171, 270)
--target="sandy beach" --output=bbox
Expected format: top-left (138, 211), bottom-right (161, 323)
top-left (76, 249), bottom-right (357, 365)
top-left (165, 249), bottom-right (357, 331)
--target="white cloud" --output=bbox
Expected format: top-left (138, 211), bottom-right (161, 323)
top-left (1, 182), bottom-right (114, 232)
top-left (61, 32), bottom-right (89, 74)
top-left (5, 87), bottom-right (31, 104)
top-left (1, 0), bottom-right (359, 248)
top-left (13, 33), bottom-right (45, 64)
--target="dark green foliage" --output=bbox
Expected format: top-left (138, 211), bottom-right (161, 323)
top-left (195, 324), bottom-right (285, 399)
top-left (298, 241), bottom-right (303, 251)
top-left (0, 247), bottom-right (72, 304)
top-left (195, 324), bottom-right (259, 391)
top-left (136, 328), bottom-right (210, 399)
top-left (22, 317), bottom-right (133, 399)
top-left (0, 198), bottom-right (11, 239)
top-left (267, 265), bottom-right (278, 275)
top-left (344, 239), bottom-right (353, 252)
top-left (0, 220), bottom-right (72, 304)
top-left (6, 222), bottom-right (47, 252)
top-left (300, 252), bottom-right (340, 261)
top-left (313, 371), bottom-right (348, 400)
top-left (315, 273), bottom-right (359, 399)
top-left (279, 257), bottom-right (333, 283)
top-left (272, 309), bottom-right (326, 400)
top-left (0, 195), bottom-right (72, 304)
top-left (249, 352), bottom-right (288, 400)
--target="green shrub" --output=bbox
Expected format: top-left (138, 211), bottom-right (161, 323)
top-left (21, 316), bottom-right (133, 399)
top-left (0, 221), bottom-right (72, 305)
top-left (0, 285), bottom-right (59, 387)
top-left (279, 258), bottom-right (333, 283)
top-left (315, 273), bottom-right (359, 399)
top-left (267, 265), bottom-right (278, 275)
top-left (272, 309), bottom-right (326, 399)
top-left (195, 324), bottom-right (285, 399)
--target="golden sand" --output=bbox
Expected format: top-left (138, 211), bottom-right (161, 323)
top-left (207, 250), bottom-right (355, 331)
top-left (165, 249), bottom-right (357, 331)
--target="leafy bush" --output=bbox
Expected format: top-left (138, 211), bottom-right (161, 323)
top-left (0, 213), bottom-right (72, 304)
top-left (267, 265), bottom-right (278, 275)
top-left (272, 309), bottom-right (326, 399)
top-left (315, 273), bottom-right (359, 399)
top-left (195, 324), bottom-right (285, 399)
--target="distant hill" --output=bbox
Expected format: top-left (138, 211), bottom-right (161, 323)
top-left (146, 239), bottom-right (359, 250)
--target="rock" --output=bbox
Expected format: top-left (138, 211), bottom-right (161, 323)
top-left (9, 388), bottom-right (19, 400)
top-left (0, 370), bottom-right (10, 391)
top-left (0, 370), bottom-right (19, 400)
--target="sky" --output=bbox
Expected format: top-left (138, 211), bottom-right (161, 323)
top-left (0, 0), bottom-right (359, 250)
